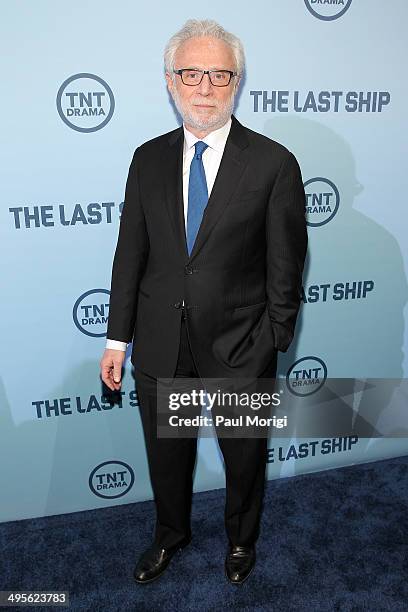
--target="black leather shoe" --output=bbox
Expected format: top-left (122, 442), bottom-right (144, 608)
top-left (133, 539), bottom-right (190, 584)
top-left (225, 544), bottom-right (256, 584)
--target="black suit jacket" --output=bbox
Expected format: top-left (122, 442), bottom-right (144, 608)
top-left (107, 115), bottom-right (308, 379)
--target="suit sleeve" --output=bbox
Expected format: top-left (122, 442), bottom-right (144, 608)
top-left (266, 151), bottom-right (308, 352)
top-left (107, 147), bottom-right (149, 343)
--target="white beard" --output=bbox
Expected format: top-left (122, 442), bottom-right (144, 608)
top-left (171, 86), bottom-right (236, 132)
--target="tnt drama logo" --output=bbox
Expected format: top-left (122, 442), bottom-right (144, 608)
top-left (286, 356), bottom-right (327, 396)
top-left (73, 289), bottom-right (110, 337)
top-left (304, 0), bottom-right (353, 21)
top-left (56, 73), bottom-right (115, 132)
top-left (89, 461), bottom-right (135, 499)
top-left (304, 177), bottom-right (339, 227)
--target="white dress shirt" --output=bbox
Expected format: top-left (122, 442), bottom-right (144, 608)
top-left (106, 117), bottom-right (232, 352)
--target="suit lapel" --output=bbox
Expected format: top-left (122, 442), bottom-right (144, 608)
top-left (189, 116), bottom-right (249, 261)
top-left (163, 127), bottom-right (189, 261)
top-left (190, 115), bottom-right (249, 260)
top-left (163, 115), bottom-right (250, 263)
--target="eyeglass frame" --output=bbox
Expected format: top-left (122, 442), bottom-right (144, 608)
top-left (173, 68), bottom-right (238, 87)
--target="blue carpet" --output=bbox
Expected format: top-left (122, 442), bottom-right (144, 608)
top-left (1, 455), bottom-right (407, 611)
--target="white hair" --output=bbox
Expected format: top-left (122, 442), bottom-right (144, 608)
top-left (164, 19), bottom-right (245, 77)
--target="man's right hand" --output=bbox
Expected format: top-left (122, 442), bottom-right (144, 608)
top-left (100, 348), bottom-right (126, 391)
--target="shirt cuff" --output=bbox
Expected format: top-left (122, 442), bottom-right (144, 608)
top-left (106, 339), bottom-right (128, 352)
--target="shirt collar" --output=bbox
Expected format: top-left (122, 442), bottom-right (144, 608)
top-left (183, 117), bottom-right (232, 153)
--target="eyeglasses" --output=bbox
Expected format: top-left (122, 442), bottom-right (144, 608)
top-left (173, 69), bottom-right (237, 87)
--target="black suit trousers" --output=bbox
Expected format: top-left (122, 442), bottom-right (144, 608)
top-left (134, 310), bottom-right (277, 551)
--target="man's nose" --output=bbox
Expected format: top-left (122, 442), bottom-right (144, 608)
top-left (196, 72), bottom-right (213, 95)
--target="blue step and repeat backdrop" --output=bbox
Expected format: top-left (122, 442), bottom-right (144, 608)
top-left (1, 1), bottom-right (407, 522)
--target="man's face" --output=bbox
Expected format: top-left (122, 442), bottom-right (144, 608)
top-left (166, 36), bottom-right (240, 134)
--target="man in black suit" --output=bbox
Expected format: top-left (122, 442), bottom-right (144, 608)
top-left (100, 18), bottom-right (307, 584)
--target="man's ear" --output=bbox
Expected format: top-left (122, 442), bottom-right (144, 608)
top-left (234, 76), bottom-right (241, 93)
top-left (165, 71), bottom-right (174, 95)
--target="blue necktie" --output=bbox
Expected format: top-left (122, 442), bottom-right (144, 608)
top-left (186, 141), bottom-right (209, 256)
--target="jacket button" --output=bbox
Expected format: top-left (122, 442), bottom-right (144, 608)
top-left (174, 302), bottom-right (182, 309)
top-left (184, 265), bottom-right (193, 275)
